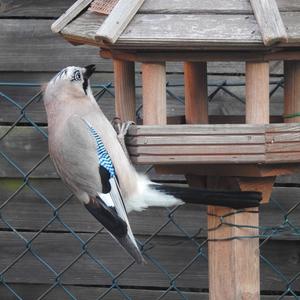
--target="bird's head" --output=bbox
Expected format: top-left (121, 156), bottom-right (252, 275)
top-left (46, 65), bottom-right (96, 98)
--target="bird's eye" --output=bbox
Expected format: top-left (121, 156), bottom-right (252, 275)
top-left (72, 70), bottom-right (81, 81)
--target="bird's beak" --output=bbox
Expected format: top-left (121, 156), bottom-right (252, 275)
top-left (84, 64), bottom-right (96, 79)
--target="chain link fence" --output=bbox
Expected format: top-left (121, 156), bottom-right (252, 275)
top-left (0, 76), bottom-right (300, 299)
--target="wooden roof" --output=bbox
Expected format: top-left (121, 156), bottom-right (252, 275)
top-left (52, 0), bottom-right (300, 50)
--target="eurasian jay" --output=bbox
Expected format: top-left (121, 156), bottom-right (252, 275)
top-left (43, 65), bottom-right (261, 264)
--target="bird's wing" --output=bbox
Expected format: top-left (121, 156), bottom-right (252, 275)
top-left (81, 117), bottom-right (144, 263)
top-left (56, 114), bottom-right (102, 197)
top-left (59, 115), bottom-right (143, 263)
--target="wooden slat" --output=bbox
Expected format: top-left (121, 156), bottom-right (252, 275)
top-left (128, 124), bottom-right (265, 136)
top-left (118, 14), bottom-right (262, 48)
top-left (61, 11), bottom-right (106, 46)
top-left (1, 0), bottom-right (300, 18)
top-left (260, 0), bottom-right (300, 13)
top-left (140, 0), bottom-right (252, 14)
top-left (0, 284), bottom-right (296, 300)
top-left (95, 0), bottom-right (145, 44)
top-left (266, 132), bottom-right (300, 143)
top-left (0, 179), bottom-right (207, 237)
top-left (282, 13), bottom-right (300, 44)
top-left (266, 123), bottom-right (300, 132)
top-left (130, 154), bottom-right (266, 164)
top-left (0, 0), bottom-right (74, 17)
top-left (0, 284), bottom-right (203, 300)
top-left (267, 139), bottom-right (300, 156)
top-left (127, 135), bottom-right (265, 145)
top-left (0, 126), bottom-right (56, 178)
top-left (266, 152), bottom-right (300, 163)
top-left (250, 0), bottom-right (288, 46)
top-left (139, 0), bottom-right (300, 14)
top-left (0, 232), bottom-right (209, 288)
top-left (165, 115), bottom-right (285, 126)
top-left (0, 178), bottom-right (299, 240)
top-left (267, 142), bottom-right (300, 153)
top-left (102, 49), bottom-right (261, 62)
top-left (128, 144), bottom-right (265, 155)
top-left (0, 231), bottom-right (299, 291)
top-left (0, 19), bottom-right (111, 72)
top-left (51, 0), bottom-right (93, 33)
top-left (156, 163), bottom-right (300, 178)
top-left (102, 48), bottom-right (300, 63)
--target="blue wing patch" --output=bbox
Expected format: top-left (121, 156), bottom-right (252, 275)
top-left (84, 120), bottom-right (116, 178)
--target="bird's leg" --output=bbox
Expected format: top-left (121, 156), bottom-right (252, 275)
top-left (112, 117), bottom-right (135, 158)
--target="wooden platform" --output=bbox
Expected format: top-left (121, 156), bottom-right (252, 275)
top-left (126, 123), bottom-right (300, 165)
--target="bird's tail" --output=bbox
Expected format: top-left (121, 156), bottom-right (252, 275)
top-left (112, 234), bottom-right (144, 265)
top-left (149, 184), bottom-right (262, 209)
top-left (125, 175), bottom-right (184, 212)
top-left (85, 197), bottom-right (145, 264)
top-left (109, 178), bottom-right (145, 264)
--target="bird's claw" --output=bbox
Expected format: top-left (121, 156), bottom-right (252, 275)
top-left (112, 117), bottom-right (122, 134)
top-left (112, 118), bottom-right (135, 158)
top-left (113, 118), bottom-right (135, 137)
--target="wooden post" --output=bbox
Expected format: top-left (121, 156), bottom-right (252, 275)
top-left (208, 62), bottom-right (269, 300)
top-left (184, 62), bottom-right (208, 187)
top-left (142, 62), bottom-right (167, 125)
top-left (246, 62), bottom-right (270, 124)
top-left (241, 62), bottom-right (274, 202)
top-left (113, 59), bottom-right (136, 122)
top-left (284, 61), bottom-right (300, 123)
top-left (184, 62), bottom-right (208, 124)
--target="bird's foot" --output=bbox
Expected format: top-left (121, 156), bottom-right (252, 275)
top-left (112, 117), bottom-right (135, 157)
top-left (113, 117), bottom-right (135, 136)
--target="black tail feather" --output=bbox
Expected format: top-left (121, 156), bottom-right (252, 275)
top-left (150, 184), bottom-right (262, 209)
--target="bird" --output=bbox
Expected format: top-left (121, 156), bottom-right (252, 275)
top-left (43, 65), bottom-right (261, 264)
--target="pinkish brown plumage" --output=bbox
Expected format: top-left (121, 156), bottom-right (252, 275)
top-left (43, 65), bottom-right (182, 264)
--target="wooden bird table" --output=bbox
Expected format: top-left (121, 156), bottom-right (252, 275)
top-left (112, 54), bottom-right (300, 300)
top-left (52, 0), bottom-right (300, 297)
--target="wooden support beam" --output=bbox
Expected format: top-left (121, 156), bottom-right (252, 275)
top-left (142, 63), bottom-right (167, 125)
top-left (246, 62), bottom-right (270, 124)
top-left (284, 61), bottom-right (300, 123)
top-left (96, 0), bottom-right (145, 44)
top-left (238, 176), bottom-right (275, 203)
top-left (113, 60), bottom-right (136, 122)
top-left (250, 0), bottom-right (288, 46)
top-left (184, 62), bottom-right (208, 124)
top-left (208, 62), bottom-right (269, 300)
top-left (51, 0), bottom-right (93, 33)
top-left (155, 163), bottom-right (300, 178)
top-left (101, 49), bottom-right (300, 63)
top-left (183, 62), bottom-right (209, 188)
top-left (208, 205), bottom-right (260, 300)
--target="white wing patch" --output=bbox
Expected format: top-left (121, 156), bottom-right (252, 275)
top-left (98, 190), bottom-right (115, 207)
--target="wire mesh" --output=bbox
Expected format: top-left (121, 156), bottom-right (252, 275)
top-left (0, 77), bottom-right (299, 299)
